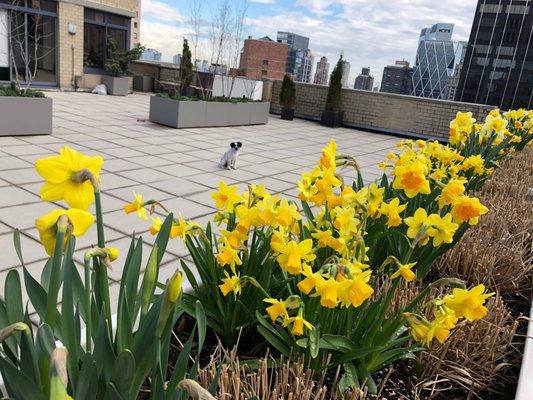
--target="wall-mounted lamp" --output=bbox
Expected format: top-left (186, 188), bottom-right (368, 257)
top-left (68, 23), bottom-right (77, 35)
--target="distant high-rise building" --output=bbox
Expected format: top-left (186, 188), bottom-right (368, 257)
top-left (131, 0), bottom-right (141, 45)
top-left (456, 0), bottom-right (533, 109)
top-left (313, 56), bottom-right (329, 85)
top-left (380, 60), bottom-right (413, 95)
top-left (341, 61), bottom-right (351, 87)
top-left (276, 32), bottom-right (314, 82)
top-left (141, 48), bottom-right (162, 61)
top-left (444, 42), bottom-right (467, 100)
top-left (172, 54), bottom-right (182, 65)
top-left (354, 67), bottom-right (374, 90)
top-left (194, 59), bottom-right (210, 72)
top-left (238, 36), bottom-right (288, 80)
top-left (411, 23), bottom-right (463, 99)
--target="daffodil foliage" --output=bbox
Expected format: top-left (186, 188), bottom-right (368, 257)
top-left (0, 147), bottom-right (208, 400)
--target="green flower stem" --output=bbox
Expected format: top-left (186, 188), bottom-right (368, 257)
top-left (46, 216), bottom-right (67, 330)
top-left (83, 255), bottom-right (92, 352)
top-left (93, 188), bottom-right (112, 332)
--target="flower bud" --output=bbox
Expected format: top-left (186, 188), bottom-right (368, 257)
top-left (167, 270), bottom-right (183, 304)
top-left (106, 247), bottom-right (119, 262)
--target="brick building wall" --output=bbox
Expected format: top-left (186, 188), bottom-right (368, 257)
top-left (269, 80), bottom-right (494, 140)
top-left (238, 38), bottom-right (288, 80)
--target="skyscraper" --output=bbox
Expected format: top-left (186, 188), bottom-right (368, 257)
top-left (380, 60), bottom-right (413, 95)
top-left (411, 23), bottom-right (462, 99)
top-left (141, 48), bottom-right (162, 61)
top-left (456, 1), bottom-right (533, 109)
top-left (313, 56), bottom-right (329, 85)
top-left (341, 61), bottom-right (351, 87)
top-left (444, 42), bottom-right (467, 100)
top-left (173, 54), bottom-right (182, 65)
top-left (354, 67), bottom-right (374, 91)
top-left (238, 36), bottom-right (288, 80)
top-left (276, 32), bottom-right (314, 83)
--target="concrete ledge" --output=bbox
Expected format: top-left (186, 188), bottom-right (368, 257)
top-left (0, 97), bottom-right (52, 136)
top-left (515, 302), bottom-right (533, 399)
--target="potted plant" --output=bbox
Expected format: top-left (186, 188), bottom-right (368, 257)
top-left (0, 84), bottom-right (52, 136)
top-left (103, 38), bottom-right (144, 96)
top-left (321, 54), bottom-right (344, 127)
top-left (279, 74), bottom-right (296, 120)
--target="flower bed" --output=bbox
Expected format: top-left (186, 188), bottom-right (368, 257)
top-left (0, 85), bottom-right (51, 136)
top-left (0, 109), bottom-right (531, 398)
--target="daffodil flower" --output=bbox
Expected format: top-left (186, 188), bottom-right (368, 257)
top-left (124, 192), bottom-right (148, 220)
top-left (35, 146), bottom-right (104, 210)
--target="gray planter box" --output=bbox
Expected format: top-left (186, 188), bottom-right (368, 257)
top-left (149, 96), bottom-right (270, 128)
top-left (133, 75), bottom-right (154, 92)
top-left (0, 97), bottom-right (52, 136)
top-left (102, 76), bottom-right (129, 96)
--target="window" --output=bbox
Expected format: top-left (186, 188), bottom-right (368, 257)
top-left (261, 69), bottom-right (267, 76)
top-left (262, 59), bottom-right (268, 65)
top-left (83, 9), bottom-right (130, 72)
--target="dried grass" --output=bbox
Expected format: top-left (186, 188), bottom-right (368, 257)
top-left (435, 146), bottom-right (533, 296)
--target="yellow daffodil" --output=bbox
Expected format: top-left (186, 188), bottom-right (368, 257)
top-left (235, 204), bottom-right (260, 233)
top-left (219, 272), bottom-right (242, 297)
top-left (275, 198), bottom-right (301, 227)
top-left (332, 206), bottom-right (359, 236)
top-left (263, 298), bottom-right (289, 322)
top-left (443, 284), bottom-right (494, 321)
top-left (124, 192), bottom-right (148, 220)
top-left (392, 161), bottom-right (431, 198)
top-left (450, 196), bottom-right (489, 225)
top-left (211, 181), bottom-right (243, 211)
top-left (149, 216), bottom-right (163, 235)
top-left (314, 276), bottom-right (340, 308)
top-left (220, 229), bottom-right (248, 249)
top-left (297, 263), bottom-right (320, 294)
top-left (462, 155), bottom-right (485, 175)
top-left (427, 213), bottom-right (458, 246)
top-left (271, 238), bottom-right (316, 275)
top-left (250, 183), bottom-right (270, 200)
top-left (35, 208), bottom-right (95, 255)
top-left (255, 195), bottom-right (279, 226)
top-left (338, 272), bottom-right (374, 308)
top-left (283, 308), bottom-right (313, 336)
top-left (35, 146), bottom-right (104, 210)
top-left (390, 261), bottom-right (417, 282)
top-left (379, 198), bottom-right (406, 227)
top-left (311, 229), bottom-right (334, 248)
top-left (216, 238), bottom-right (242, 273)
top-left (319, 139), bottom-right (337, 170)
top-left (404, 208), bottom-right (430, 244)
top-left (438, 178), bottom-right (466, 208)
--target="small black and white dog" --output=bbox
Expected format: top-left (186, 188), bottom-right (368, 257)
top-left (218, 142), bottom-right (242, 170)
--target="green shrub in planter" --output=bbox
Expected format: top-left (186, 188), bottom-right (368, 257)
top-left (0, 146), bottom-right (209, 400)
top-left (105, 38), bottom-right (145, 77)
top-left (322, 55), bottom-right (344, 128)
top-left (279, 74), bottom-right (296, 120)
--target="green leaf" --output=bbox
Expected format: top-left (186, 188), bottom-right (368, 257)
top-left (331, 346), bottom-right (383, 365)
top-left (13, 229), bottom-right (25, 267)
top-left (0, 357), bottom-right (47, 400)
top-left (75, 353), bottom-right (98, 400)
top-left (308, 324), bottom-right (320, 359)
top-left (35, 324), bottom-right (56, 394)
top-left (104, 382), bottom-right (125, 400)
top-left (5, 269), bottom-right (24, 326)
top-left (22, 265), bottom-right (48, 320)
top-left (166, 330), bottom-right (194, 399)
top-left (256, 325), bottom-right (290, 356)
top-left (195, 301), bottom-right (207, 352)
top-left (94, 311), bottom-right (116, 383)
top-left (110, 350), bottom-right (135, 397)
top-left (140, 243), bottom-right (160, 318)
top-left (321, 334), bottom-right (357, 352)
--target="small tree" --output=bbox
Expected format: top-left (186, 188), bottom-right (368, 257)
top-left (179, 38), bottom-right (194, 93)
top-left (104, 38), bottom-right (144, 77)
top-left (325, 54), bottom-right (343, 112)
top-left (279, 74), bottom-right (296, 109)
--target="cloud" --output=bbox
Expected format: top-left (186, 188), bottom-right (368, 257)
top-left (250, 0), bottom-right (276, 3)
top-left (141, 0), bottom-right (185, 23)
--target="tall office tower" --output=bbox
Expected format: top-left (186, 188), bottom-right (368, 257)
top-left (380, 60), bottom-right (413, 95)
top-left (238, 36), bottom-right (288, 79)
top-left (173, 54), bottom-right (182, 65)
top-left (411, 23), bottom-right (462, 99)
top-left (341, 60), bottom-right (351, 87)
top-left (444, 41), bottom-right (467, 100)
top-left (354, 67), bottom-right (374, 90)
top-left (456, 1), bottom-right (533, 109)
top-left (141, 48), bottom-right (162, 61)
top-left (276, 32), bottom-right (314, 82)
top-left (313, 56), bottom-right (329, 84)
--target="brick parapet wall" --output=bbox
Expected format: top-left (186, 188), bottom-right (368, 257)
top-left (269, 80), bottom-right (494, 140)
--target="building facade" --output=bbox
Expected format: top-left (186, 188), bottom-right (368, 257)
top-left (172, 54), bottom-right (181, 65)
top-left (341, 60), bottom-right (351, 87)
top-left (456, 0), bottom-right (533, 109)
top-left (0, 0), bottom-right (139, 90)
top-left (238, 36), bottom-right (288, 80)
top-left (313, 56), bottom-right (329, 85)
top-left (141, 48), bottom-right (161, 61)
top-left (354, 67), bottom-right (374, 90)
top-left (380, 60), bottom-right (413, 95)
top-left (276, 31), bottom-right (314, 82)
top-left (411, 23), bottom-right (464, 99)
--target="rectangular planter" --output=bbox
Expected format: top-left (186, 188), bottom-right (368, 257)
top-left (0, 97), bottom-right (52, 136)
top-left (102, 76), bottom-right (129, 96)
top-left (133, 75), bottom-right (154, 92)
top-left (149, 96), bottom-right (270, 128)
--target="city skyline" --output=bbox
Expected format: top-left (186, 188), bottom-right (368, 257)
top-left (140, 0), bottom-right (478, 86)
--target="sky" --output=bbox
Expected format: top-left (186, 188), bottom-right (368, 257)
top-left (140, 0), bottom-right (478, 87)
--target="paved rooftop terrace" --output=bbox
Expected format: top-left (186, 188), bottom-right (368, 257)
top-left (0, 92), bottom-right (398, 310)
